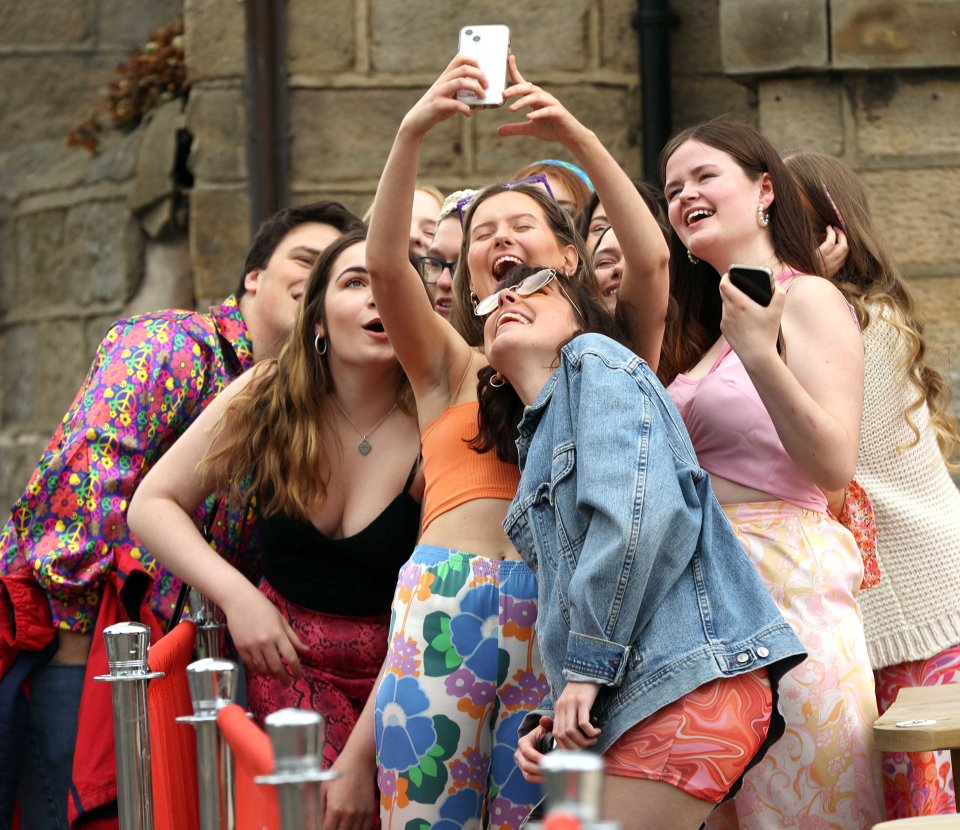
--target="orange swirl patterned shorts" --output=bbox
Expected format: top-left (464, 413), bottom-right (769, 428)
top-left (604, 668), bottom-right (772, 803)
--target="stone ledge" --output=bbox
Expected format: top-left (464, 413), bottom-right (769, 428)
top-left (832, 0), bottom-right (960, 70)
top-left (719, 0), bottom-right (829, 75)
top-left (287, 69), bottom-right (640, 89)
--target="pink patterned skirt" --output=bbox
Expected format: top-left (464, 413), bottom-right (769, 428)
top-left (705, 501), bottom-right (882, 830)
top-left (246, 580), bottom-right (390, 769)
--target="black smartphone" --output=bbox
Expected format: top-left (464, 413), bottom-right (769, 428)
top-left (729, 264), bottom-right (775, 307)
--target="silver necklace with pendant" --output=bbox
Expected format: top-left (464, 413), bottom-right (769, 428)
top-left (330, 396), bottom-right (399, 455)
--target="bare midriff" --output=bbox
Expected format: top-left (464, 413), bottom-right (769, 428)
top-left (419, 497), bottom-right (521, 560)
top-left (710, 474), bottom-right (781, 507)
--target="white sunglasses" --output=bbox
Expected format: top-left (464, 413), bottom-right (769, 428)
top-left (473, 268), bottom-right (583, 322)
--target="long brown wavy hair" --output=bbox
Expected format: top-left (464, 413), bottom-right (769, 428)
top-left (201, 230), bottom-right (416, 518)
top-left (784, 150), bottom-right (959, 466)
top-left (472, 266), bottom-right (625, 465)
top-left (657, 118), bottom-right (821, 385)
top-left (449, 182), bottom-right (592, 347)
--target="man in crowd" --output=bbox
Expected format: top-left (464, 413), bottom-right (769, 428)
top-left (0, 201), bottom-right (364, 830)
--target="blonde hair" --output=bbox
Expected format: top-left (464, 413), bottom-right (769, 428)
top-left (785, 151), bottom-right (959, 467)
top-left (365, 183), bottom-right (444, 224)
top-left (200, 231), bottom-right (415, 518)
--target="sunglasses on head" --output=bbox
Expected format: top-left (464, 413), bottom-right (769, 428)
top-left (473, 268), bottom-right (584, 322)
top-left (457, 174), bottom-right (560, 227)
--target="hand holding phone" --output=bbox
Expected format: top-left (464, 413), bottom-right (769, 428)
top-left (456, 25), bottom-right (510, 108)
top-left (728, 264), bottom-right (775, 307)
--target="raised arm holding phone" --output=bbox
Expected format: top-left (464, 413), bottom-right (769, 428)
top-left (363, 35), bottom-right (670, 827)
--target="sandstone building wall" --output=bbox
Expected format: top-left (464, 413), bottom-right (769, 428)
top-left (1, 0), bottom-right (957, 505)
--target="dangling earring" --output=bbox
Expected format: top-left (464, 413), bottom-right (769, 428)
top-left (470, 291), bottom-right (480, 311)
top-left (687, 249), bottom-right (699, 265)
top-left (757, 203), bottom-right (770, 228)
top-left (489, 372), bottom-right (506, 388)
top-left (314, 333), bottom-right (328, 355)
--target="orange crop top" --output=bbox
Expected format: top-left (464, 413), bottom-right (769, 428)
top-left (420, 401), bottom-right (520, 532)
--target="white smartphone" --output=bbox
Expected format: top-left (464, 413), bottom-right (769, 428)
top-left (456, 25), bottom-right (511, 108)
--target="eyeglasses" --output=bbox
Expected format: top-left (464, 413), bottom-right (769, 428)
top-left (821, 183), bottom-right (847, 232)
top-left (473, 268), bottom-right (584, 322)
top-left (456, 174), bottom-right (560, 227)
top-left (416, 256), bottom-right (457, 285)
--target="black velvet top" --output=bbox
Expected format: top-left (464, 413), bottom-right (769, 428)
top-left (260, 463), bottom-right (420, 617)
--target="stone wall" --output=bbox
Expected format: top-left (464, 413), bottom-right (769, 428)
top-left (187, 0), bottom-right (753, 304)
top-left (719, 0), bottom-right (960, 396)
top-left (0, 0), bottom-right (185, 505)
top-left (2, 0), bottom-right (959, 507)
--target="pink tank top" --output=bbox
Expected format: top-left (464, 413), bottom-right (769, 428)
top-left (667, 272), bottom-right (854, 512)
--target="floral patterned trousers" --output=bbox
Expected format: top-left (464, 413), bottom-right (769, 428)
top-left (375, 546), bottom-right (549, 830)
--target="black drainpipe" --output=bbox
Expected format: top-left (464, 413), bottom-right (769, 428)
top-left (632, 0), bottom-right (676, 186)
top-left (244, 0), bottom-right (290, 231)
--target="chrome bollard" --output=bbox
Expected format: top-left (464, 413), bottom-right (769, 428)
top-left (177, 658), bottom-right (239, 830)
top-left (537, 751), bottom-right (619, 829)
top-left (188, 587), bottom-right (227, 659)
top-left (95, 621), bottom-right (163, 830)
top-left (255, 709), bottom-right (339, 830)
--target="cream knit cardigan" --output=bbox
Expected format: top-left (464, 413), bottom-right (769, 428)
top-left (856, 302), bottom-right (960, 669)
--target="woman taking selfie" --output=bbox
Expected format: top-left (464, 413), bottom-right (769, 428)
top-left (365, 51), bottom-right (668, 827)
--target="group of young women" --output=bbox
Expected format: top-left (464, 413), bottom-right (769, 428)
top-left (127, 49), bottom-right (959, 830)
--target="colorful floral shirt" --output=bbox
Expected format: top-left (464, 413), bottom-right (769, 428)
top-left (0, 297), bottom-right (260, 633)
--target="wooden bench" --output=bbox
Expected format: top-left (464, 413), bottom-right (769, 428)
top-left (874, 683), bottom-right (960, 818)
top-left (873, 816), bottom-right (960, 828)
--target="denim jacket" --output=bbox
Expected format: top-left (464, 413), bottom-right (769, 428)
top-left (504, 334), bottom-right (806, 754)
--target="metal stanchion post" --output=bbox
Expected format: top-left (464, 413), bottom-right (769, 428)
top-left (95, 621), bottom-right (164, 830)
top-left (177, 658), bottom-right (239, 830)
top-left (188, 587), bottom-right (227, 659)
top-left (255, 709), bottom-right (339, 830)
top-left (529, 751), bottom-right (620, 830)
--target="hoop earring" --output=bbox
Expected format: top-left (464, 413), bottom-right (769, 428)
top-left (687, 249), bottom-right (699, 265)
top-left (489, 372), bottom-right (506, 388)
top-left (470, 291), bottom-right (480, 311)
top-left (314, 333), bottom-right (328, 356)
top-left (757, 203), bottom-right (770, 228)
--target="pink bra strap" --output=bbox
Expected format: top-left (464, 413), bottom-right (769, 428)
top-left (708, 343), bottom-right (734, 374)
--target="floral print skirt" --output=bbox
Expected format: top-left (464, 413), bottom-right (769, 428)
top-left (705, 501), bottom-right (883, 830)
top-left (874, 644), bottom-right (960, 818)
top-left (375, 545), bottom-right (548, 830)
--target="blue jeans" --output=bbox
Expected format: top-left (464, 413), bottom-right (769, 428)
top-left (18, 663), bottom-right (85, 830)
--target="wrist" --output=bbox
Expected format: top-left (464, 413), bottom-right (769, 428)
top-left (214, 572), bottom-right (261, 618)
top-left (566, 127), bottom-right (599, 160)
top-left (337, 736), bottom-right (377, 767)
top-left (396, 120), bottom-right (428, 146)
